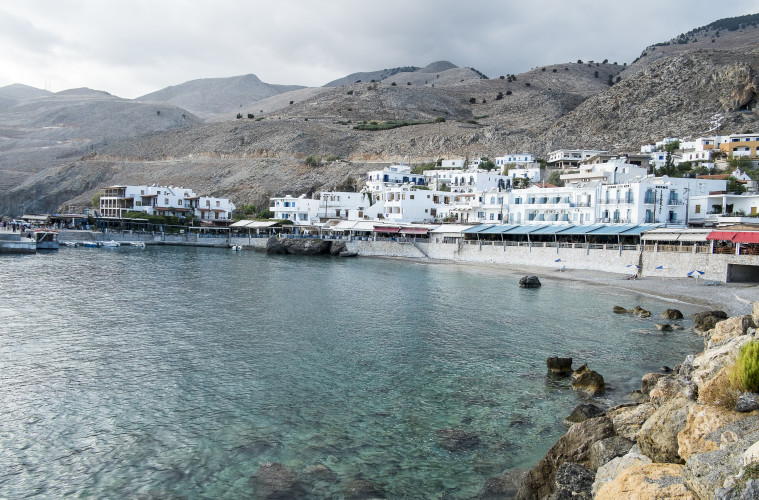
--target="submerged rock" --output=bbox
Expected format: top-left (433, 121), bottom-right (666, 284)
top-left (565, 403), bottom-right (605, 425)
top-left (655, 323), bottom-right (673, 332)
top-left (613, 306), bottom-right (629, 314)
top-left (344, 479), bottom-right (383, 499)
top-left (435, 428), bottom-right (480, 451)
top-left (250, 462), bottom-right (304, 499)
top-left (478, 469), bottom-right (528, 499)
top-left (518, 275), bottom-right (541, 288)
top-left (661, 309), bottom-right (684, 320)
top-left (546, 356), bottom-right (573, 374)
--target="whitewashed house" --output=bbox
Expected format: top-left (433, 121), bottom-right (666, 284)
top-left (547, 149), bottom-right (606, 169)
top-left (270, 192), bottom-right (374, 225)
top-left (560, 161), bottom-right (648, 185)
top-left (365, 164), bottom-right (426, 196)
top-left (99, 185), bottom-right (234, 222)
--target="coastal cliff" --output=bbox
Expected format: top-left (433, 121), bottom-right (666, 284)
top-left (508, 302), bottom-right (759, 500)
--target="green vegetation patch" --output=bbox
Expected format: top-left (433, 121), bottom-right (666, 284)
top-left (353, 120), bottom-right (432, 131)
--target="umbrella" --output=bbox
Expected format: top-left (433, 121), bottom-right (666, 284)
top-left (655, 265), bottom-right (663, 269)
top-left (626, 264), bottom-right (642, 269)
top-left (555, 258), bottom-right (562, 262)
top-left (688, 270), bottom-right (704, 278)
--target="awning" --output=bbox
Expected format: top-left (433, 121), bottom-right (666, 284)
top-left (374, 226), bottom-right (400, 234)
top-left (734, 232), bottom-right (759, 243)
top-left (553, 224), bottom-right (604, 235)
top-left (587, 225), bottom-right (638, 235)
top-left (641, 232), bottom-right (683, 242)
top-left (706, 231), bottom-right (738, 241)
top-left (502, 225), bottom-right (547, 235)
top-left (620, 224), bottom-right (662, 236)
top-left (479, 224), bottom-right (519, 234)
top-left (230, 220), bottom-right (279, 228)
top-left (399, 227), bottom-right (429, 235)
top-left (462, 224), bottom-right (495, 234)
top-left (528, 225), bottom-right (575, 235)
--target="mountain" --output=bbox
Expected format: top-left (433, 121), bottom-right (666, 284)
top-left (3, 14), bottom-right (759, 217)
top-left (137, 74), bottom-right (304, 117)
top-left (0, 83), bottom-right (53, 111)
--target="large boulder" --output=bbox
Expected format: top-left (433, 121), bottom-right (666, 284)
top-left (677, 404), bottom-right (753, 461)
top-left (682, 433), bottom-right (759, 500)
top-left (546, 356), bottom-right (573, 374)
top-left (553, 462), bottom-right (595, 500)
top-left (572, 364), bottom-right (605, 396)
top-left (661, 309), bottom-right (684, 320)
top-left (595, 463), bottom-right (696, 499)
top-left (641, 373), bottom-right (667, 397)
top-left (708, 315), bottom-right (756, 348)
top-left (632, 306), bottom-right (651, 318)
top-left (589, 436), bottom-right (635, 470)
top-left (591, 445), bottom-right (652, 497)
top-left (516, 416), bottom-right (615, 500)
top-left (265, 237), bottom-right (332, 255)
top-left (566, 404), bottom-right (605, 425)
top-left (607, 403), bottom-right (655, 441)
top-left (637, 398), bottom-right (694, 464)
top-left (692, 336), bottom-right (753, 387)
top-left (250, 462), bottom-right (304, 499)
top-left (698, 366), bottom-right (739, 408)
top-left (649, 376), bottom-right (697, 408)
top-left (435, 428), bottom-right (480, 451)
top-left (692, 310), bottom-right (729, 331)
top-left (518, 275), bottom-right (541, 288)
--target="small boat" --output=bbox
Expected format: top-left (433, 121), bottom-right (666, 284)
top-left (81, 241), bottom-right (99, 248)
top-left (33, 230), bottom-right (59, 250)
top-left (100, 240), bottom-right (121, 248)
top-left (230, 245), bottom-right (243, 251)
top-left (61, 241), bottom-right (79, 247)
top-left (129, 241), bottom-right (146, 248)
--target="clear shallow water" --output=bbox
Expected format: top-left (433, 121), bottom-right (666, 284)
top-left (0, 247), bottom-right (704, 498)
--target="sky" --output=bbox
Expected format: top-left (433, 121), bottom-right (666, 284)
top-left (1, 0), bottom-right (759, 99)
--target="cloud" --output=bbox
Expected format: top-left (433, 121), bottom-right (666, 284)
top-left (0, 0), bottom-right (757, 98)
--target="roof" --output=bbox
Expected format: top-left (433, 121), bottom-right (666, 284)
top-left (618, 224), bottom-right (663, 236)
top-left (696, 174), bottom-right (730, 180)
top-left (553, 224), bottom-right (605, 235)
top-left (706, 231), bottom-right (738, 241)
top-left (462, 224), bottom-right (495, 234)
top-left (503, 225), bottom-right (548, 235)
top-left (707, 230), bottom-right (759, 243)
top-left (430, 224), bottom-right (472, 234)
top-left (479, 224), bottom-right (519, 234)
top-left (230, 220), bottom-right (279, 229)
top-left (642, 228), bottom-right (710, 242)
top-left (399, 227), bottom-right (429, 234)
top-left (587, 225), bottom-right (639, 235)
top-left (528, 225), bottom-right (575, 235)
top-left (374, 226), bottom-right (400, 233)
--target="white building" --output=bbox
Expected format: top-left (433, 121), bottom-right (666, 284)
top-left (560, 161), bottom-right (648, 185)
top-left (547, 149), bottom-right (606, 169)
top-left (689, 192), bottom-right (759, 225)
top-left (270, 192), bottom-right (375, 225)
top-left (99, 185), bottom-right (235, 222)
top-left (423, 169), bottom-right (511, 192)
top-left (365, 164), bottom-right (426, 194)
top-left (440, 159), bottom-right (466, 169)
top-left (495, 153), bottom-right (537, 168)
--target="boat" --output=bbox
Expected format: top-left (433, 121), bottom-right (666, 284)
top-left (0, 232), bottom-right (36, 254)
top-left (129, 241), bottom-right (146, 248)
top-left (100, 240), bottom-right (121, 248)
top-left (230, 244), bottom-right (243, 251)
top-left (33, 230), bottom-right (59, 250)
top-left (81, 241), bottom-right (99, 248)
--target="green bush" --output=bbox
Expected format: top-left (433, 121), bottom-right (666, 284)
top-left (734, 341), bottom-right (759, 392)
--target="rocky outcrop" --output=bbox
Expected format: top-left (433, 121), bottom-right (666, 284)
top-left (662, 309), bottom-right (685, 320)
top-left (595, 463), bottom-right (696, 499)
top-left (566, 403), bottom-right (605, 425)
top-left (692, 310), bottom-right (728, 331)
top-left (552, 462), bottom-right (595, 499)
top-left (546, 356), bottom-right (572, 374)
top-left (571, 364), bottom-right (605, 396)
top-left (518, 276), bottom-right (541, 288)
top-left (265, 236), bottom-right (337, 256)
top-left (708, 315), bottom-right (756, 348)
top-left (638, 398), bottom-right (694, 464)
top-left (632, 306), bottom-right (651, 319)
top-left (516, 416), bottom-right (615, 500)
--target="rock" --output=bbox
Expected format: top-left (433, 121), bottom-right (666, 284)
top-left (265, 237), bottom-right (288, 254)
top-left (518, 275), bottom-right (541, 288)
top-left (607, 402), bottom-right (655, 441)
top-left (250, 462), bottom-right (304, 499)
top-left (595, 463), bottom-right (696, 499)
top-left (637, 398), bottom-right (694, 463)
top-left (672, 324), bottom-right (685, 330)
top-left (591, 445), bottom-right (652, 497)
top-left (682, 445), bottom-right (747, 500)
top-left (632, 306), bottom-right (651, 318)
top-left (678, 404), bottom-right (754, 461)
top-left (344, 479), bottom-right (383, 499)
top-left (743, 440), bottom-right (759, 465)
top-left (709, 315), bottom-right (757, 348)
top-left (613, 306), bottom-right (629, 314)
top-left (304, 464), bottom-right (338, 483)
top-left (661, 309), bottom-right (684, 320)
top-left (329, 240), bottom-right (347, 255)
top-left (649, 376), bottom-right (697, 408)
top-left (754, 302), bottom-right (759, 327)
top-left (546, 356), bottom-right (573, 374)
top-left (435, 428), bottom-right (480, 451)
top-left (698, 366), bottom-right (739, 408)
top-left (589, 436), bottom-right (635, 470)
top-left (692, 310), bottom-right (729, 331)
top-left (692, 335), bottom-right (752, 387)
top-left (516, 416), bottom-right (615, 500)
top-left (628, 390), bottom-right (647, 404)
top-left (736, 392), bottom-right (759, 413)
top-left (641, 373), bottom-right (667, 397)
top-left (655, 323), bottom-right (673, 332)
top-left (553, 462), bottom-right (595, 500)
top-left (478, 469), bottom-right (527, 499)
top-left (565, 404), bottom-right (605, 425)
top-left (572, 364), bottom-right (605, 396)
top-left (661, 366), bottom-right (673, 373)
top-left (265, 237), bottom-right (332, 256)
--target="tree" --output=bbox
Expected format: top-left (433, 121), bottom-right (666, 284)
top-left (727, 176), bottom-right (747, 194)
top-left (480, 158), bottom-right (496, 171)
top-left (91, 193), bottom-right (101, 208)
top-left (513, 177), bottom-right (531, 189)
top-left (664, 140), bottom-right (680, 153)
top-left (247, 113), bottom-right (254, 119)
top-left (547, 170), bottom-right (565, 187)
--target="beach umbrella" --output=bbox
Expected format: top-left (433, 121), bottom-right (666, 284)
top-left (655, 265), bottom-right (663, 269)
top-left (688, 270), bottom-right (704, 278)
top-left (555, 258), bottom-right (562, 262)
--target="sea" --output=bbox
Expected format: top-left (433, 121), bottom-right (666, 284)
top-left (0, 246), bottom-right (705, 499)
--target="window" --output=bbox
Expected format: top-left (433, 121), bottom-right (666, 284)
top-left (695, 205), bottom-right (701, 214)
top-left (489, 213), bottom-right (495, 220)
top-left (410, 195), bottom-right (414, 200)
top-left (164, 198), bottom-right (169, 205)
top-left (216, 201), bottom-right (220, 207)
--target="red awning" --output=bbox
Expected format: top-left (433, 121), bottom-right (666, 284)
top-left (706, 231), bottom-right (738, 241)
top-left (374, 226), bottom-right (400, 233)
top-left (733, 232), bottom-right (759, 244)
top-left (399, 227), bottom-right (429, 234)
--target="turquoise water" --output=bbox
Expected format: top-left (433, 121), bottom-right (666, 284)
top-left (0, 247), bottom-right (704, 498)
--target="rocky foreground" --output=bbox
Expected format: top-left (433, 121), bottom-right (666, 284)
top-left (499, 303), bottom-right (759, 499)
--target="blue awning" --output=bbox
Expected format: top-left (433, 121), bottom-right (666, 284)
top-left (479, 224), bottom-right (519, 234)
top-left (462, 224), bottom-right (494, 234)
top-left (502, 225), bottom-right (548, 235)
top-left (552, 224), bottom-right (604, 235)
top-left (587, 225), bottom-right (638, 235)
top-left (528, 225), bottom-right (575, 235)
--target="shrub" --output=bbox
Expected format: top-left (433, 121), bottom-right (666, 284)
top-left (247, 113), bottom-right (254, 119)
top-left (733, 341), bottom-right (759, 392)
top-left (304, 155), bottom-right (322, 167)
top-left (391, 82), bottom-right (396, 86)
top-left (496, 92), bottom-right (503, 100)
top-left (469, 97), bottom-right (476, 104)
top-left (552, 68), bottom-right (557, 73)
top-left (505, 90), bottom-right (512, 95)
top-left (346, 90), bottom-right (354, 95)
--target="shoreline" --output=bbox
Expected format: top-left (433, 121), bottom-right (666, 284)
top-left (366, 254), bottom-right (758, 317)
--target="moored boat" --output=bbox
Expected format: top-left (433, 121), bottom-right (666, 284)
top-left (100, 240), bottom-right (121, 248)
top-left (33, 230), bottom-right (59, 250)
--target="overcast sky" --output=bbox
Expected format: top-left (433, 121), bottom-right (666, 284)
top-left (1, 0), bottom-right (758, 99)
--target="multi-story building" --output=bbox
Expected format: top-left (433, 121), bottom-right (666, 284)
top-left (270, 192), bottom-right (376, 225)
top-left (99, 185), bottom-right (235, 222)
top-left (719, 133), bottom-right (759, 158)
top-left (547, 149), bottom-right (606, 169)
top-left (423, 169), bottom-right (510, 193)
top-left (560, 161), bottom-right (648, 185)
top-left (365, 164), bottom-right (426, 195)
top-left (495, 153), bottom-right (537, 168)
